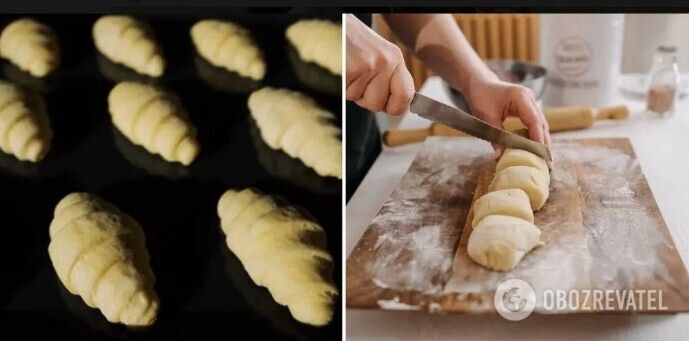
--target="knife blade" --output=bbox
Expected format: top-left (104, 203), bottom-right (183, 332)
top-left (409, 93), bottom-right (552, 162)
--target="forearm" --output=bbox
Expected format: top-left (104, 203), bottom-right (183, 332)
top-left (381, 13), bottom-right (496, 94)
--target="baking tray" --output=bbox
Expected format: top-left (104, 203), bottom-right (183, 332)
top-left (0, 13), bottom-right (342, 339)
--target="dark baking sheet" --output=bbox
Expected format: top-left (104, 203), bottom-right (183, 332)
top-left (0, 13), bottom-right (342, 339)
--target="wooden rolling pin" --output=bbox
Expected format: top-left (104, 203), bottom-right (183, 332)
top-left (383, 104), bottom-right (629, 147)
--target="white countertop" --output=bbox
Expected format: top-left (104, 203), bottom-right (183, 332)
top-left (346, 76), bottom-right (689, 340)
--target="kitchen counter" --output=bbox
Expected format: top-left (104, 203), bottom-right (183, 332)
top-left (346, 76), bottom-right (689, 340)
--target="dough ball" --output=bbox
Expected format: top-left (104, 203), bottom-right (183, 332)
top-left (496, 148), bottom-right (549, 174)
top-left (489, 166), bottom-right (550, 210)
top-left (467, 215), bottom-right (542, 271)
top-left (471, 188), bottom-right (534, 227)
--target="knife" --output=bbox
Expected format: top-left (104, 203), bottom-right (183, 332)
top-left (409, 93), bottom-right (552, 162)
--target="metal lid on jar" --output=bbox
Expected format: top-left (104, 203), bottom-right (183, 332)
top-left (658, 45), bottom-right (677, 53)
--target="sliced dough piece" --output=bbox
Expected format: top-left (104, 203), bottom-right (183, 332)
top-left (496, 148), bottom-right (549, 174)
top-left (0, 18), bottom-right (60, 77)
top-left (217, 188), bottom-right (338, 326)
top-left (471, 188), bottom-right (534, 227)
top-left (0, 80), bottom-right (52, 162)
top-left (467, 215), bottom-right (542, 271)
top-left (93, 15), bottom-right (165, 77)
top-left (489, 166), bottom-right (550, 210)
top-left (190, 20), bottom-right (266, 81)
top-left (48, 192), bottom-right (159, 326)
top-left (248, 87), bottom-right (341, 178)
top-left (108, 81), bottom-right (199, 165)
top-left (286, 19), bottom-right (341, 75)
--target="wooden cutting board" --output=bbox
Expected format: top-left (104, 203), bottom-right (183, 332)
top-left (346, 137), bottom-right (689, 313)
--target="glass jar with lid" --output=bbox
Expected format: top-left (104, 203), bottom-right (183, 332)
top-left (646, 45), bottom-right (681, 116)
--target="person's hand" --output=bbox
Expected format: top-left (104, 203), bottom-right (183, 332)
top-left (346, 14), bottom-right (415, 116)
top-left (466, 76), bottom-right (551, 156)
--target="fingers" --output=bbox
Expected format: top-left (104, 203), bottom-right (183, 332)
top-left (385, 63), bottom-right (415, 115)
top-left (355, 67), bottom-right (393, 113)
top-left (510, 88), bottom-right (547, 145)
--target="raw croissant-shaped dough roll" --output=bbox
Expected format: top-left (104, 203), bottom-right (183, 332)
top-left (108, 81), bottom-right (200, 165)
top-left (48, 193), bottom-right (159, 326)
top-left (248, 87), bottom-right (341, 178)
top-left (93, 16), bottom-right (165, 77)
top-left (0, 18), bottom-right (60, 77)
top-left (0, 80), bottom-right (52, 162)
top-left (217, 188), bottom-right (337, 326)
top-left (286, 19), bottom-right (341, 75)
top-left (190, 20), bottom-right (266, 81)
top-left (467, 215), bottom-right (542, 271)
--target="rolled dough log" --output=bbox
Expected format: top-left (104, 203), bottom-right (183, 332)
top-left (471, 188), bottom-right (534, 227)
top-left (489, 165), bottom-right (550, 210)
top-left (190, 20), bottom-right (266, 80)
top-left (248, 87), bottom-right (341, 178)
top-left (467, 215), bottom-right (542, 271)
top-left (496, 148), bottom-right (549, 174)
top-left (0, 80), bottom-right (52, 162)
top-left (286, 19), bottom-right (341, 76)
top-left (48, 192), bottom-right (159, 326)
top-left (93, 16), bottom-right (165, 77)
top-left (217, 188), bottom-right (338, 326)
top-left (108, 81), bottom-right (200, 165)
top-left (0, 18), bottom-right (60, 77)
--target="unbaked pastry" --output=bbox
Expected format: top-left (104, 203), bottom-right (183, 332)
top-left (0, 18), bottom-right (60, 77)
top-left (496, 148), bottom-right (549, 174)
top-left (48, 192), bottom-right (159, 326)
top-left (489, 165), bottom-right (550, 210)
top-left (471, 188), bottom-right (534, 227)
top-left (217, 188), bottom-right (337, 326)
top-left (108, 81), bottom-right (199, 165)
top-left (286, 19), bottom-right (341, 75)
top-left (248, 87), bottom-right (341, 178)
top-left (93, 16), bottom-right (165, 77)
top-left (467, 215), bottom-right (542, 271)
top-left (190, 20), bottom-right (265, 81)
top-left (0, 80), bottom-right (52, 162)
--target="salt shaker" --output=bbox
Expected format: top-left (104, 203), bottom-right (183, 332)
top-left (646, 45), bottom-right (681, 116)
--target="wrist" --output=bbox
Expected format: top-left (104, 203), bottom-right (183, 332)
top-left (465, 70), bottom-right (497, 99)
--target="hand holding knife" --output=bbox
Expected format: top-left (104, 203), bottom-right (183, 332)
top-left (409, 93), bottom-right (553, 167)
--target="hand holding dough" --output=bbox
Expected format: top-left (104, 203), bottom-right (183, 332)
top-left (0, 80), bottom-right (52, 162)
top-left (467, 215), bottom-right (542, 271)
top-left (489, 166), bottom-right (550, 210)
top-left (0, 18), bottom-right (60, 77)
top-left (48, 193), bottom-right (159, 326)
top-left (248, 87), bottom-right (341, 178)
top-left (93, 16), bottom-right (165, 77)
top-left (190, 20), bottom-right (266, 80)
top-left (286, 19), bottom-right (341, 75)
top-left (108, 81), bottom-right (199, 165)
top-left (471, 188), bottom-right (533, 227)
top-left (217, 188), bottom-right (337, 326)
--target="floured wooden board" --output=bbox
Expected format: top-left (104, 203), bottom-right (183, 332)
top-left (346, 137), bottom-right (689, 314)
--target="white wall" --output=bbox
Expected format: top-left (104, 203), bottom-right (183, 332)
top-left (622, 14), bottom-right (689, 73)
